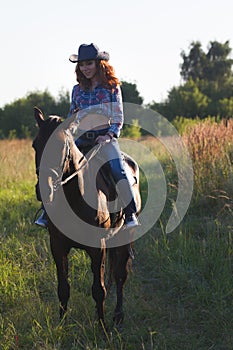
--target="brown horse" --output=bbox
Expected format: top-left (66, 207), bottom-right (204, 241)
top-left (32, 107), bottom-right (141, 329)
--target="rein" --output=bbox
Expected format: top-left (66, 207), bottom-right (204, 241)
top-left (36, 128), bottom-right (103, 192)
top-left (54, 137), bottom-right (103, 190)
top-left (60, 156), bottom-right (85, 186)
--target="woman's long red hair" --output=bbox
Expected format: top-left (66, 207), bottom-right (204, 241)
top-left (75, 60), bottom-right (120, 91)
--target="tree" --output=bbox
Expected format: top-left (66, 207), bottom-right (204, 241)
top-left (0, 82), bottom-right (144, 138)
top-left (180, 41), bottom-right (206, 82)
top-left (149, 79), bottom-right (209, 120)
top-left (218, 97), bottom-right (233, 118)
top-left (180, 40), bottom-right (233, 85)
top-left (119, 81), bottom-right (144, 134)
top-left (121, 81), bottom-right (144, 105)
top-left (0, 89), bottom-right (70, 138)
top-left (55, 88), bottom-right (71, 117)
top-left (151, 40), bottom-right (233, 120)
top-left (167, 79), bottom-right (209, 118)
top-left (205, 41), bottom-right (233, 83)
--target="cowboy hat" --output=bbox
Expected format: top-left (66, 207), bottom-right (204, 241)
top-left (69, 43), bottom-right (110, 63)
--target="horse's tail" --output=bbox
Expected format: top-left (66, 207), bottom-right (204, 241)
top-left (106, 248), bottom-right (115, 293)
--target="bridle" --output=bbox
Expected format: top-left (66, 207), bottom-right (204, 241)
top-left (52, 134), bottom-right (81, 191)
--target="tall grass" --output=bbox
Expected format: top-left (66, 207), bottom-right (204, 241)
top-left (0, 125), bottom-right (232, 349)
top-left (183, 119), bottom-right (233, 215)
top-left (0, 139), bottom-right (35, 185)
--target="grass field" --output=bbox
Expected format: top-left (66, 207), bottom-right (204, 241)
top-left (0, 121), bottom-right (232, 350)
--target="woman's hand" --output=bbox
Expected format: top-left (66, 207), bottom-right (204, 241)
top-left (95, 134), bottom-right (112, 144)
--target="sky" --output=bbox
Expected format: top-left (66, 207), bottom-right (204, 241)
top-left (1, 0), bottom-right (233, 108)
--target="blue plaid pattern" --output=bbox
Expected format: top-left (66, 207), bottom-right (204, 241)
top-left (67, 83), bottom-right (124, 137)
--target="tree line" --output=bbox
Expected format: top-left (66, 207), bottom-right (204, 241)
top-left (0, 40), bottom-right (233, 138)
top-left (150, 40), bottom-right (233, 120)
top-left (0, 82), bottom-right (144, 139)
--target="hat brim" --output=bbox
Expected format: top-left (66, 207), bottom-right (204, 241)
top-left (69, 54), bottom-right (79, 63)
top-left (69, 51), bottom-right (110, 63)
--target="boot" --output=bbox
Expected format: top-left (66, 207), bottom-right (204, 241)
top-left (106, 158), bottom-right (139, 229)
top-left (124, 213), bottom-right (139, 229)
top-left (123, 198), bottom-right (139, 229)
top-left (34, 208), bottom-right (48, 228)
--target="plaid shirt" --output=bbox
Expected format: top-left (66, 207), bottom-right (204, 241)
top-left (67, 83), bottom-right (124, 137)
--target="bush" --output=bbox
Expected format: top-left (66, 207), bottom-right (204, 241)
top-left (121, 119), bottom-right (141, 139)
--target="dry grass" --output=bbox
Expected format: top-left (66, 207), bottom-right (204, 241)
top-left (0, 127), bottom-right (233, 349)
top-left (183, 119), bottom-right (233, 211)
top-left (0, 139), bottom-right (36, 185)
top-left (183, 119), bottom-right (232, 163)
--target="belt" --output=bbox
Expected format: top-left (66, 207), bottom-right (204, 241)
top-left (78, 128), bottom-right (109, 140)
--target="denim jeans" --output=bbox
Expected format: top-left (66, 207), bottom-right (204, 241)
top-left (75, 132), bottom-right (137, 216)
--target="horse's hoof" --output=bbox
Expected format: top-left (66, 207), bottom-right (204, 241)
top-left (113, 311), bottom-right (124, 329)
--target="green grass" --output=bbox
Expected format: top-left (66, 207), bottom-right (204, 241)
top-left (0, 138), bottom-right (232, 349)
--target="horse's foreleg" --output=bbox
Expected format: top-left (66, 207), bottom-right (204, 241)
top-left (50, 237), bottom-right (71, 319)
top-left (113, 245), bottom-right (130, 327)
top-left (88, 247), bottom-right (107, 327)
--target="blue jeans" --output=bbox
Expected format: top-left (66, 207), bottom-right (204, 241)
top-left (75, 131), bottom-right (137, 216)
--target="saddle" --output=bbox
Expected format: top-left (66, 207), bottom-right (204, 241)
top-left (80, 145), bottom-right (137, 201)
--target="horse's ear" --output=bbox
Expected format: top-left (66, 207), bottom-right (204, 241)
top-left (34, 106), bottom-right (44, 127)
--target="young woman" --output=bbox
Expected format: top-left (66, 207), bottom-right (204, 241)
top-left (35, 43), bottom-right (139, 229)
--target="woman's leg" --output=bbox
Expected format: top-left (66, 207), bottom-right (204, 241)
top-left (99, 139), bottom-right (138, 227)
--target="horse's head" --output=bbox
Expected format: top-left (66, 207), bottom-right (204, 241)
top-left (32, 107), bottom-right (86, 204)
